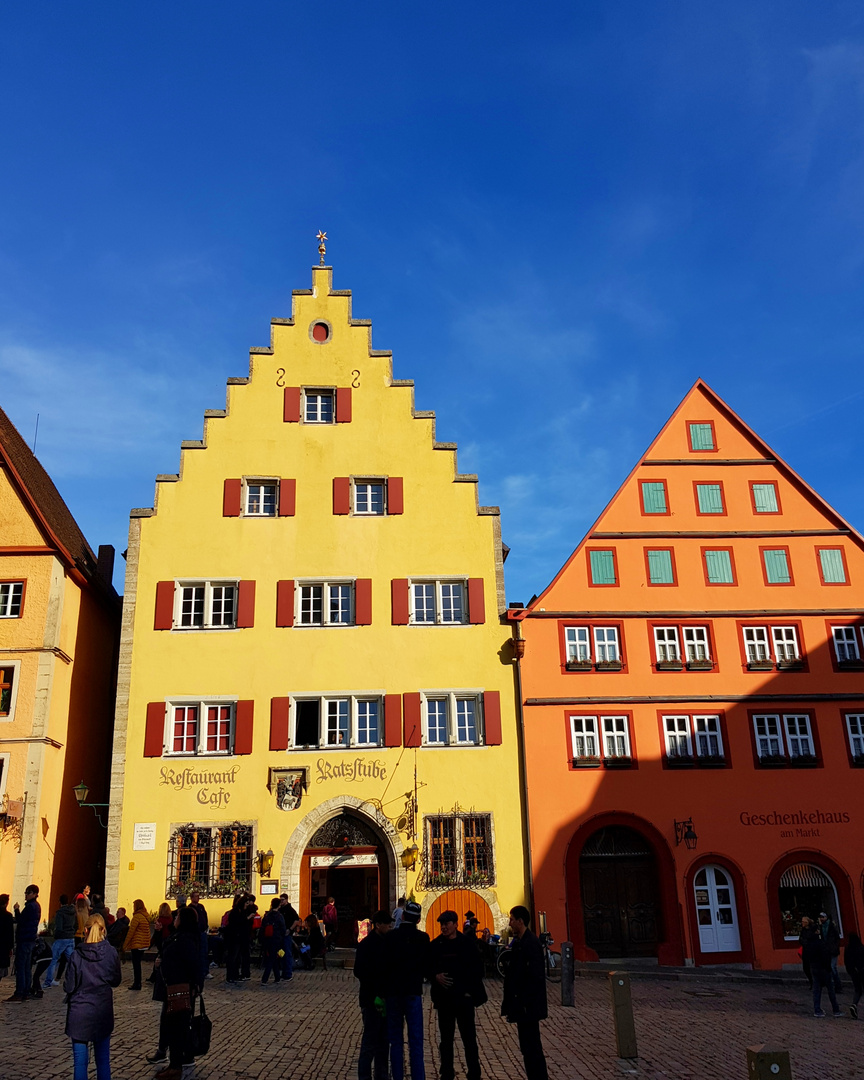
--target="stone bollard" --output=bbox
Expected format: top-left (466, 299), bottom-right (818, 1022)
top-left (561, 941), bottom-right (575, 1007)
top-left (608, 971), bottom-right (637, 1059)
top-left (746, 1045), bottom-right (792, 1079)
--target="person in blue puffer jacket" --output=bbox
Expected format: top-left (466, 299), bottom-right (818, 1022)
top-left (63, 914), bottom-right (122, 1080)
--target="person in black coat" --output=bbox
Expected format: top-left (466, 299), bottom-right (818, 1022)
top-left (800, 921), bottom-right (840, 1017)
top-left (354, 909), bottom-right (393, 1080)
top-left (0, 893), bottom-right (14, 982)
top-left (63, 914), bottom-right (122, 1080)
top-left (259, 899), bottom-right (287, 984)
top-left (429, 909), bottom-right (487, 1080)
top-left (501, 906), bottom-right (548, 1080)
top-left (152, 906), bottom-right (201, 1080)
top-left (844, 932), bottom-right (864, 1018)
top-left (384, 900), bottom-right (431, 1080)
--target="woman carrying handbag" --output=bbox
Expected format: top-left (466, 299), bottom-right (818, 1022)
top-left (63, 914), bottom-right (122, 1080)
top-left (152, 906), bottom-right (201, 1080)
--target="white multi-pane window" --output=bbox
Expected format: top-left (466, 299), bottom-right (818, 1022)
top-left (654, 627), bottom-right (681, 662)
top-left (410, 580), bottom-right (466, 625)
top-left (422, 693), bottom-right (482, 746)
top-left (304, 389), bottom-right (334, 423)
top-left (570, 716), bottom-right (599, 758)
top-left (176, 582), bottom-right (237, 630)
top-left (0, 582), bottom-right (23, 618)
top-left (353, 480), bottom-right (385, 515)
top-left (298, 582), bottom-right (353, 626)
top-left (565, 625), bottom-right (622, 664)
top-left (744, 627), bottom-right (770, 663)
top-left (694, 715), bottom-right (723, 758)
top-left (683, 627), bottom-right (711, 662)
top-left (832, 626), bottom-right (860, 663)
top-left (845, 714), bottom-right (864, 759)
top-left (771, 626), bottom-right (800, 662)
top-left (594, 627), bottom-right (620, 662)
top-left (753, 713), bottom-right (815, 761)
top-left (293, 696), bottom-right (382, 749)
top-left (664, 716), bottom-right (692, 758)
top-left (565, 627), bottom-right (591, 662)
top-left (245, 481), bottom-right (277, 516)
top-left (602, 716), bottom-right (631, 758)
top-left (168, 701), bottom-right (235, 756)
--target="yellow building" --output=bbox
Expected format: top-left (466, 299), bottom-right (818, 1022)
top-left (0, 406), bottom-right (119, 909)
top-left (106, 260), bottom-right (527, 935)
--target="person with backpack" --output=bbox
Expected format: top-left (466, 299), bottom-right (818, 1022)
top-left (259, 898), bottom-right (287, 984)
top-left (43, 894), bottom-right (78, 989)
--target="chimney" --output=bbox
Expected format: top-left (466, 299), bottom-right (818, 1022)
top-left (97, 545), bottom-right (115, 583)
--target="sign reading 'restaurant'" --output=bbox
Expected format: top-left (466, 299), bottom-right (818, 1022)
top-left (159, 765), bottom-right (240, 808)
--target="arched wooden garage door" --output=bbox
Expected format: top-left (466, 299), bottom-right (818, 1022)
top-left (425, 890), bottom-right (495, 937)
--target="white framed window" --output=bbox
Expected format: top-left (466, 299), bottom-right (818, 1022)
top-left (683, 626), bottom-right (711, 662)
top-left (353, 479), bottom-right (385, 515)
top-left (297, 581), bottom-right (354, 626)
top-left (570, 716), bottom-right (599, 759)
top-left (244, 479), bottom-right (278, 517)
top-left (662, 714), bottom-right (724, 760)
top-left (0, 582), bottom-right (24, 618)
top-left (0, 662), bottom-right (21, 721)
top-left (744, 627), bottom-right (770, 663)
top-left (422, 692), bottom-right (482, 746)
top-left (303, 388), bottom-right (334, 424)
top-left (832, 626), bottom-right (860, 663)
top-left (694, 715), bottom-right (723, 758)
top-left (167, 700), bottom-right (236, 756)
top-left (771, 626), bottom-right (799, 662)
top-left (753, 713), bottom-right (816, 761)
top-left (292, 695), bottom-right (382, 749)
top-left (409, 580), bottom-right (466, 625)
top-left (844, 714), bottom-right (864, 759)
top-left (753, 714), bottom-right (782, 759)
top-left (784, 714), bottom-right (814, 758)
top-left (654, 627), bottom-right (681, 663)
top-left (602, 716), bottom-right (631, 759)
top-left (564, 625), bottom-right (622, 664)
top-left (664, 715), bottom-right (692, 758)
top-left (565, 627), bottom-right (591, 662)
top-left (594, 627), bottom-right (620, 662)
top-left (175, 581), bottom-right (237, 630)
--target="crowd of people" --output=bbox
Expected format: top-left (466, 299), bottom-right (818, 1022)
top-left (798, 911), bottom-right (864, 1018)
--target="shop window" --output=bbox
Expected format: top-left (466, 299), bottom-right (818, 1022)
top-left (421, 812), bottom-right (494, 889)
top-left (166, 823), bottom-right (253, 898)
top-left (779, 863), bottom-right (842, 942)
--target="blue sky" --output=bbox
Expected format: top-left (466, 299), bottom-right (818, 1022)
top-left (1, 2), bottom-right (863, 600)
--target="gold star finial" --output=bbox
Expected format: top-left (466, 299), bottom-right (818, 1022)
top-left (316, 230), bottom-right (327, 265)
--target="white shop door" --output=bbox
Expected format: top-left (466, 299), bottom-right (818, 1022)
top-left (694, 865), bottom-right (741, 953)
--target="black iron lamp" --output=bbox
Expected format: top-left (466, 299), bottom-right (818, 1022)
top-left (72, 781), bottom-right (109, 827)
top-left (256, 848), bottom-right (275, 876)
top-left (674, 818), bottom-right (698, 850)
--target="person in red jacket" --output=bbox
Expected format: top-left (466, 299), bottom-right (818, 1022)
top-left (322, 897), bottom-right (338, 951)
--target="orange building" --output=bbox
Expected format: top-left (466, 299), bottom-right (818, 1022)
top-left (513, 380), bottom-right (864, 970)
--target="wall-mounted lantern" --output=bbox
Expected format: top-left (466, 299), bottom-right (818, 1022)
top-left (674, 818), bottom-right (698, 850)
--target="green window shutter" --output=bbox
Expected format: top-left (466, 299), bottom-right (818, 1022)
top-left (763, 549), bottom-right (791, 584)
top-left (647, 550), bottom-right (674, 584)
top-left (752, 483), bottom-right (778, 513)
top-left (819, 549), bottom-right (846, 584)
top-left (705, 550), bottom-right (733, 584)
top-left (696, 484), bottom-right (723, 514)
top-left (589, 550), bottom-right (616, 585)
top-left (641, 482), bottom-right (667, 514)
top-left (689, 423), bottom-right (715, 450)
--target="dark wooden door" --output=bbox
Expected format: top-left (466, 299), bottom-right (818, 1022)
top-left (580, 857), bottom-right (660, 957)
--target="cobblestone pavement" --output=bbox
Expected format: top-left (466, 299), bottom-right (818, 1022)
top-left (1, 964), bottom-right (860, 1080)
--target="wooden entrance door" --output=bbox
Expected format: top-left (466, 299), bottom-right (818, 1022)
top-left (580, 857), bottom-right (660, 957)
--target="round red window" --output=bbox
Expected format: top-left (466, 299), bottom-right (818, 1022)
top-left (311, 321), bottom-right (330, 343)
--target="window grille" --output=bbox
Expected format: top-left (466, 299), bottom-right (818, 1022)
top-left (166, 822), bottom-right (252, 898)
top-left (419, 810), bottom-right (494, 889)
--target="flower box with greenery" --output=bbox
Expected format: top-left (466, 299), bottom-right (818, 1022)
top-left (565, 660), bottom-right (593, 672)
top-left (572, 755), bottom-right (602, 768)
top-left (595, 660), bottom-right (623, 672)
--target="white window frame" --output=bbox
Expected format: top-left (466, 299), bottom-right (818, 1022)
top-left (654, 626), bottom-right (681, 663)
top-left (243, 478), bottom-right (278, 517)
top-left (663, 715), bottom-right (692, 759)
top-left (771, 625), bottom-right (800, 662)
top-left (832, 626), bottom-right (861, 663)
top-left (421, 691), bottom-right (483, 747)
top-left (0, 582), bottom-right (24, 618)
top-left (743, 626), bottom-right (771, 663)
top-left (352, 478), bottom-right (387, 516)
top-left (844, 714), bottom-right (864, 759)
top-left (165, 699), bottom-right (237, 757)
top-left (0, 660), bottom-right (21, 723)
top-left (295, 580), bottom-right (355, 627)
top-left (174, 581), bottom-right (238, 630)
top-left (753, 712), bottom-right (816, 761)
top-left (602, 715), bottom-right (631, 759)
top-left (303, 387), bottom-right (335, 424)
top-left (683, 626), bottom-right (711, 662)
top-left (290, 694), bottom-right (383, 750)
top-left (569, 716), bottom-right (599, 759)
top-left (753, 714), bottom-right (783, 759)
top-left (693, 715), bottom-right (724, 758)
top-left (594, 626), bottom-right (620, 663)
top-left (409, 579), bottom-right (467, 625)
top-left (565, 627), bottom-right (591, 662)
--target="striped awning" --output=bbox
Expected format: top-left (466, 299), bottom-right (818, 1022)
top-left (780, 863), bottom-right (832, 889)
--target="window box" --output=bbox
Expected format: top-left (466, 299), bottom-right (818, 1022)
top-left (789, 754), bottom-right (819, 768)
top-left (776, 659), bottom-right (805, 671)
top-left (655, 660), bottom-right (684, 672)
top-left (595, 660), bottom-right (623, 672)
top-left (687, 660), bottom-right (714, 672)
top-left (465, 872), bottom-right (492, 887)
top-left (698, 754), bottom-right (726, 768)
top-left (665, 754), bottom-right (695, 767)
top-left (572, 755), bottom-right (602, 768)
top-left (603, 755), bottom-right (632, 768)
top-left (747, 660), bottom-right (775, 672)
top-left (838, 659), bottom-right (864, 671)
top-left (565, 660), bottom-right (594, 672)
top-left (758, 754), bottom-right (787, 768)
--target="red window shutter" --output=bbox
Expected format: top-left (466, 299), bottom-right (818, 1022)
top-left (391, 579), bottom-right (410, 625)
top-left (276, 580), bottom-right (295, 627)
top-left (387, 476), bottom-right (404, 515)
top-left (483, 691), bottom-right (502, 746)
top-left (144, 702), bottom-right (166, 757)
top-left (223, 478), bottom-right (242, 517)
top-left (333, 477), bottom-right (351, 515)
top-left (355, 579), bottom-right (372, 625)
top-left (384, 694), bottom-right (402, 747)
top-left (237, 581), bottom-right (256, 628)
top-left (283, 387), bottom-right (301, 422)
top-left (269, 697), bottom-right (291, 751)
top-left (279, 478), bottom-right (296, 517)
top-left (335, 387), bottom-right (352, 423)
top-left (403, 692), bottom-right (422, 748)
top-left (234, 700), bottom-right (254, 755)
top-left (154, 581), bottom-right (175, 630)
top-left (468, 578), bottom-right (486, 624)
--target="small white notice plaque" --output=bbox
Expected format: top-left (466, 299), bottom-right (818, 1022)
top-left (133, 823), bottom-right (157, 851)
